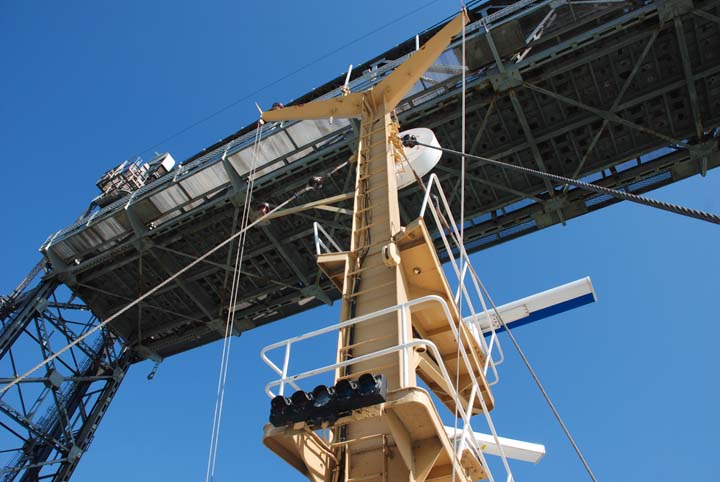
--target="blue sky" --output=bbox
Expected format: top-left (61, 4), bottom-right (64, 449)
top-left (1, 1), bottom-right (719, 481)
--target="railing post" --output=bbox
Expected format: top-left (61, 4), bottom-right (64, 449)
top-left (455, 262), bottom-right (468, 304)
top-left (313, 222), bottom-right (321, 255)
top-left (419, 174), bottom-right (438, 218)
top-left (280, 343), bottom-right (292, 396)
top-left (400, 304), bottom-right (409, 388)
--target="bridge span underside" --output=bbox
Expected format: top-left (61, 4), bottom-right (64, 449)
top-left (1, 0), bottom-right (719, 479)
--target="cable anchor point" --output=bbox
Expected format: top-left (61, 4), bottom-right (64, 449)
top-left (401, 134), bottom-right (418, 148)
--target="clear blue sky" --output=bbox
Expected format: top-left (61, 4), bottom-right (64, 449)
top-left (1, 1), bottom-right (718, 481)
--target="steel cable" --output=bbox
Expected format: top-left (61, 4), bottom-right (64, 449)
top-left (465, 260), bottom-right (600, 482)
top-left (452, 8), bottom-right (468, 482)
top-left (425, 194), bottom-right (600, 482)
top-left (411, 142), bottom-right (720, 225)
top-left (205, 122), bottom-right (264, 482)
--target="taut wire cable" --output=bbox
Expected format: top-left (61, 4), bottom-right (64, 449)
top-left (411, 142), bottom-right (720, 225)
top-left (205, 122), bottom-right (264, 482)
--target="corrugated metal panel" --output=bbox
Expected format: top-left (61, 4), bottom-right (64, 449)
top-left (80, 228), bottom-right (105, 248)
top-left (229, 131), bottom-right (295, 178)
top-left (92, 216), bottom-right (127, 241)
top-left (64, 229), bottom-right (102, 253)
top-left (148, 184), bottom-right (189, 213)
top-left (285, 119), bottom-right (348, 148)
top-left (50, 240), bottom-right (75, 261)
top-left (179, 163), bottom-right (229, 199)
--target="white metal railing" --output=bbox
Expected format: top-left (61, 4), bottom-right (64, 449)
top-left (261, 294), bottom-right (514, 482)
top-left (312, 221), bottom-right (342, 256)
top-left (263, 295), bottom-right (442, 397)
top-left (420, 173), bottom-right (505, 386)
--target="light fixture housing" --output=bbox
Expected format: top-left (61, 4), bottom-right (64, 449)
top-left (268, 374), bottom-right (388, 428)
top-left (269, 395), bottom-right (292, 426)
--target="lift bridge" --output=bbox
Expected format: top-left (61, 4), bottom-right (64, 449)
top-left (1, 0), bottom-right (718, 479)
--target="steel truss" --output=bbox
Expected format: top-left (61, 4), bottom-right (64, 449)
top-left (0, 266), bottom-right (130, 481)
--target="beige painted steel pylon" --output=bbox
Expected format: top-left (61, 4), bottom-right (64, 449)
top-left (262, 10), bottom-right (495, 482)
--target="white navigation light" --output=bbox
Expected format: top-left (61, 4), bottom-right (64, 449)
top-left (397, 127), bottom-right (442, 189)
top-left (445, 427), bottom-right (546, 463)
top-left (464, 277), bottom-right (597, 335)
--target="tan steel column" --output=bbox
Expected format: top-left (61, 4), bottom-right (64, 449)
top-left (334, 101), bottom-right (416, 482)
top-left (261, 12), bottom-right (470, 482)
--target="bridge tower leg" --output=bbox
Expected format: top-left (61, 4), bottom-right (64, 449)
top-left (0, 265), bottom-right (130, 481)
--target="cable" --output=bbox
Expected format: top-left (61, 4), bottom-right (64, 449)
top-left (408, 141), bottom-right (720, 225)
top-left (0, 182), bottom-right (313, 397)
top-left (424, 178), bottom-right (517, 482)
top-left (425, 187), bottom-right (598, 481)
top-left (452, 8), bottom-right (468, 482)
top-left (134, 0), bottom-right (445, 157)
top-left (459, 7), bottom-right (467, 247)
top-left (464, 260), bottom-right (599, 482)
top-left (205, 123), bottom-right (264, 482)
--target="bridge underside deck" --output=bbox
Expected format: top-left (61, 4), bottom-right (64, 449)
top-left (42, 0), bottom-right (720, 360)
